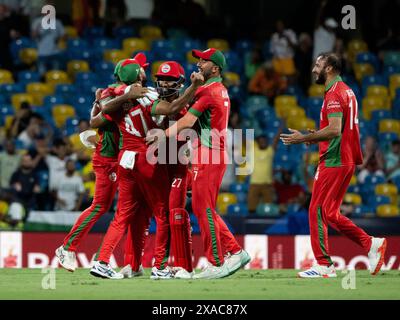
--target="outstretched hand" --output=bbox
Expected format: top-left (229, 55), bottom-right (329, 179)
top-left (280, 128), bottom-right (305, 145)
top-left (190, 72), bottom-right (205, 86)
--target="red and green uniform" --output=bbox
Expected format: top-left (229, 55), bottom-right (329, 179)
top-left (97, 91), bottom-right (171, 269)
top-left (309, 75), bottom-right (371, 266)
top-left (188, 77), bottom-right (241, 267)
top-left (62, 87), bottom-right (120, 253)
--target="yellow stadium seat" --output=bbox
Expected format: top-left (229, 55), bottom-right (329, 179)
top-left (217, 192), bottom-right (237, 215)
top-left (287, 117), bottom-right (315, 130)
top-left (67, 60), bottom-right (90, 78)
top-left (26, 82), bottom-right (53, 105)
top-left (69, 133), bottom-right (94, 159)
top-left (122, 37), bottom-right (149, 53)
top-left (275, 95), bottom-right (297, 108)
top-left (308, 84), bottom-right (325, 97)
top-left (362, 96), bottom-right (388, 120)
top-left (52, 104), bottom-right (76, 128)
top-left (139, 25), bottom-right (163, 41)
top-left (11, 93), bottom-right (34, 110)
top-left (186, 50), bottom-right (198, 64)
top-left (45, 70), bottom-right (70, 87)
top-left (223, 72), bottom-right (240, 87)
top-left (19, 48), bottom-right (38, 65)
top-left (308, 152), bottom-right (320, 165)
top-left (103, 50), bottom-right (126, 65)
top-left (379, 119), bottom-right (400, 134)
top-left (84, 181), bottom-right (96, 198)
top-left (0, 200), bottom-right (8, 215)
top-left (375, 183), bottom-right (398, 205)
top-left (4, 115), bottom-right (14, 130)
top-left (207, 39), bottom-right (230, 51)
top-left (389, 74), bottom-right (400, 99)
top-left (366, 85), bottom-right (389, 98)
top-left (344, 193), bottom-right (362, 205)
top-left (350, 175), bottom-right (357, 186)
top-left (82, 161), bottom-right (94, 176)
top-left (0, 69), bottom-right (14, 84)
top-left (376, 204), bottom-right (399, 217)
top-left (347, 39), bottom-right (368, 63)
top-left (354, 63), bottom-right (374, 82)
top-left (64, 26), bottom-right (78, 38)
top-left (151, 61), bottom-right (165, 79)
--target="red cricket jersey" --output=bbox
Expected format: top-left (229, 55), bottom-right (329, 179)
top-left (102, 85), bottom-right (160, 153)
top-left (188, 77), bottom-right (230, 150)
top-left (92, 85), bottom-right (120, 165)
top-left (319, 76), bottom-right (363, 167)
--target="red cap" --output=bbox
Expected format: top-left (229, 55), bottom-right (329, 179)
top-left (132, 52), bottom-right (149, 70)
top-left (155, 61), bottom-right (185, 79)
top-left (192, 48), bottom-right (226, 70)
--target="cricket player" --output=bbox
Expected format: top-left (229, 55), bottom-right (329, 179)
top-left (146, 48), bottom-right (251, 279)
top-left (89, 61), bottom-right (204, 279)
top-left (280, 52), bottom-right (387, 278)
top-left (55, 54), bottom-right (151, 275)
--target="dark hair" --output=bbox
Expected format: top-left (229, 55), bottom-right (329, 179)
top-left (53, 138), bottom-right (66, 147)
top-left (317, 52), bottom-right (342, 73)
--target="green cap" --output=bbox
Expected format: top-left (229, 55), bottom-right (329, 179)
top-left (117, 59), bottom-right (141, 84)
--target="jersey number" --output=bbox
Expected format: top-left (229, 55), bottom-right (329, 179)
top-left (349, 96), bottom-right (359, 130)
top-left (172, 178), bottom-right (182, 188)
top-left (125, 109), bottom-right (148, 137)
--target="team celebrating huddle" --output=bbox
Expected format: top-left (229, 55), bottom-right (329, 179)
top-left (55, 48), bottom-right (251, 280)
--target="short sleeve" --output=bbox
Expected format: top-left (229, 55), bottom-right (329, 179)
top-left (188, 95), bottom-right (209, 117)
top-left (150, 99), bottom-right (161, 116)
top-left (77, 177), bottom-right (85, 193)
top-left (325, 92), bottom-right (343, 118)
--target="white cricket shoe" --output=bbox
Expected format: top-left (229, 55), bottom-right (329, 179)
top-left (90, 261), bottom-right (123, 280)
top-left (224, 250), bottom-right (251, 275)
top-left (118, 264), bottom-right (145, 278)
top-left (173, 267), bottom-right (194, 279)
top-left (150, 266), bottom-right (174, 280)
top-left (55, 246), bottom-right (77, 272)
top-left (297, 264), bottom-right (337, 278)
top-left (193, 262), bottom-right (230, 279)
top-left (368, 237), bottom-right (387, 275)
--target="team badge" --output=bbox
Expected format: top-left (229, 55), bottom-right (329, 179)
top-left (109, 172), bottom-right (117, 182)
top-left (161, 64), bottom-right (171, 73)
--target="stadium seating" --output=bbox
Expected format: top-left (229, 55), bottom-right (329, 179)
top-left (52, 104), bottom-right (76, 128)
top-left (217, 193), bottom-right (237, 215)
top-left (308, 84), bottom-right (325, 98)
top-left (0, 69), bottom-right (14, 84)
top-left (376, 204), bottom-right (399, 217)
top-left (207, 39), bottom-right (229, 51)
top-left (375, 183), bottom-right (398, 204)
top-left (255, 203), bottom-right (280, 217)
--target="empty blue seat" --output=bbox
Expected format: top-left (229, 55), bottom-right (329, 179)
top-left (176, 39), bottom-right (202, 54)
top-left (390, 175), bottom-right (400, 190)
top-left (356, 52), bottom-right (380, 71)
top-left (83, 26), bottom-right (105, 39)
top-left (113, 26), bottom-right (136, 41)
top-left (64, 117), bottom-right (80, 135)
top-left (94, 61), bottom-right (115, 73)
top-left (75, 72), bottom-right (97, 84)
top-left (229, 183), bottom-right (249, 193)
top-left (43, 95), bottom-right (65, 107)
top-left (155, 50), bottom-right (184, 63)
top-left (362, 75), bottom-right (386, 91)
top-left (55, 84), bottom-right (76, 96)
top-left (67, 38), bottom-right (88, 51)
top-left (224, 51), bottom-right (242, 73)
top-left (353, 205), bottom-right (375, 217)
top-left (246, 95), bottom-right (269, 110)
top-left (10, 37), bottom-right (36, 60)
top-left (347, 185), bottom-right (361, 194)
top-left (151, 39), bottom-right (174, 52)
top-left (367, 195), bottom-right (391, 208)
top-left (0, 84), bottom-right (25, 101)
top-left (18, 71), bottom-right (40, 84)
top-left (235, 40), bottom-right (253, 56)
top-left (227, 203), bottom-right (249, 217)
top-left (93, 38), bottom-right (119, 50)
top-left (70, 95), bottom-right (94, 119)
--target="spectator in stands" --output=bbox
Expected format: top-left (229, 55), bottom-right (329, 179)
top-left (0, 139), bottom-right (22, 189)
top-left (16, 113), bottom-right (42, 149)
top-left (270, 20), bottom-right (297, 76)
top-left (9, 153), bottom-right (40, 212)
top-left (46, 138), bottom-right (77, 193)
top-left (0, 190), bottom-right (25, 229)
top-left (247, 131), bottom-right (280, 213)
top-left (9, 101), bottom-right (34, 138)
top-left (69, 119), bottom-right (93, 166)
top-left (385, 140), bottom-right (400, 180)
top-left (294, 33), bottom-right (313, 92)
top-left (245, 47), bottom-right (263, 80)
top-left (358, 136), bottom-right (385, 184)
top-left (274, 169), bottom-right (305, 205)
top-left (52, 159), bottom-right (85, 211)
top-left (313, 1), bottom-right (338, 61)
top-left (31, 3), bottom-right (65, 74)
top-left (248, 61), bottom-right (287, 102)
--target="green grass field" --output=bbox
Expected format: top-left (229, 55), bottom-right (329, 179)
top-left (0, 268), bottom-right (399, 300)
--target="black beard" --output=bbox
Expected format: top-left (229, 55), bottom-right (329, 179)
top-left (315, 70), bottom-right (327, 85)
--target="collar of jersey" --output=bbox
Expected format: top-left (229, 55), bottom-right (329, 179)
top-left (204, 76), bottom-right (223, 85)
top-left (325, 75), bottom-right (342, 92)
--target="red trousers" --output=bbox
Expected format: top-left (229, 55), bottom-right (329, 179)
top-left (309, 164), bottom-right (372, 266)
top-left (63, 162), bottom-right (118, 252)
top-left (191, 145), bottom-right (241, 266)
top-left (97, 151), bottom-right (170, 268)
